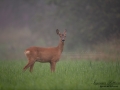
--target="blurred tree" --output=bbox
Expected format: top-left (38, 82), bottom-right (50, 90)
top-left (0, 0), bottom-right (120, 54)
top-left (47, 0), bottom-right (120, 50)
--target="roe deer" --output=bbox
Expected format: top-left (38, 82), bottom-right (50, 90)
top-left (23, 29), bottom-right (67, 72)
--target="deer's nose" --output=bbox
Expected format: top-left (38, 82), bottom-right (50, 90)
top-left (62, 40), bottom-right (65, 41)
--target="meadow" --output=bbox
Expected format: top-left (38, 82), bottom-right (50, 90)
top-left (0, 59), bottom-right (120, 90)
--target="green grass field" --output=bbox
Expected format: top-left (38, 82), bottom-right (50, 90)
top-left (0, 59), bottom-right (120, 90)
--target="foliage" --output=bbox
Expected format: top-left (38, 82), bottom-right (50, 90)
top-left (47, 0), bottom-right (120, 49)
top-left (0, 0), bottom-right (120, 59)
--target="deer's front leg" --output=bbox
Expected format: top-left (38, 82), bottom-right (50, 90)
top-left (50, 61), bottom-right (56, 72)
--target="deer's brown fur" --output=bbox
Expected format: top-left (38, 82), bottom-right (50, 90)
top-left (23, 29), bottom-right (66, 72)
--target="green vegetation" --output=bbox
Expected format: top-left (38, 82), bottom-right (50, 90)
top-left (0, 60), bottom-right (120, 90)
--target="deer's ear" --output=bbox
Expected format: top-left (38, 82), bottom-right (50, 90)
top-left (64, 29), bottom-right (67, 35)
top-left (56, 29), bottom-right (60, 35)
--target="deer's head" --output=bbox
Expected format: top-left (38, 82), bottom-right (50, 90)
top-left (56, 29), bottom-right (67, 42)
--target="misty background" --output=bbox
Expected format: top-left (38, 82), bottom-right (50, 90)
top-left (0, 0), bottom-right (120, 60)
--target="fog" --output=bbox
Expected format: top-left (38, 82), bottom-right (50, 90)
top-left (0, 0), bottom-right (120, 59)
top-left (0, 0), bottom-right (67, 59)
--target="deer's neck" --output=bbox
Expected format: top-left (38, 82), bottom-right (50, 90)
top-left (57, 39), bottom-right (64, 53)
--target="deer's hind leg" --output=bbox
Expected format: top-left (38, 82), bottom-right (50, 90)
top-left (29, 62), bottom-right (35, 72)
top-left (23, 58), bottom-right (35, 72)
